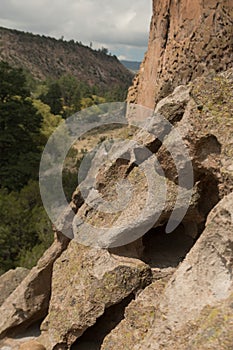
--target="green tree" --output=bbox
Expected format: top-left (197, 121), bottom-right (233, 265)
top-left (58, 75), bottom-right (82, 117)
top-left (0, 61), bottom-right (43, 191)
top-left (40, 81), bottom-right (62, 115)
top-left (0, 181), bottom-right (53, 273)
top-left (32, 99), bottom-right (63, 141)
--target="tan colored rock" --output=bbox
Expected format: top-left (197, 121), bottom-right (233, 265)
top-left (160, 292), bottom-right (233, 350)
top-left (136, 69), bottom-right (233, 218)
top-left (67, 135), bottom-right (202, 249)
top-left (0, 267), bottom-right (29, 307)
top-left (161, 191), bottom-right (233, 327)
top-left (128, 0), bottom-right (233, 109)
top-left (0, 233), bottom-right (69, 338)
top-left (101, 275), bottom-right (172, 350)
top-left (19, 340), bottom-right (46, 350)
top-left (59, 69), bottom-right (233, 252)
top-left (52, 69), bottom-right (232, 350)
top-left (39, 241), bottom-right (152, 350)
top-left (101, 191), bottom-right (233, 350)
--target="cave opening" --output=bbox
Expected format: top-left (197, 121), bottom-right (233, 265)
top-left (141, 223), bottom-right (195, 270)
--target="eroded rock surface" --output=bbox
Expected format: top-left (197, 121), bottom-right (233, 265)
top-left (128, 0), bottom-right (233, 108)
top-left (39, 241), bottom-right (152, 349)
top-left (101, 192), bottom-right (233, 350)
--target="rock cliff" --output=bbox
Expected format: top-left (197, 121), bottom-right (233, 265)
top-left (128, 0), bottom-right (233, 108)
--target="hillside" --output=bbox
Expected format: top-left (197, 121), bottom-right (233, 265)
top-left (0, 26), bottom-right (133, 89)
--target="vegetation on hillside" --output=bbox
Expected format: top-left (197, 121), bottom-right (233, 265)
top-left (38, 74), bottom-right (127, 118)
top-left (0, 60), bottom-right (131, 274)
top-left (0, 26), bottom-right (133, 89)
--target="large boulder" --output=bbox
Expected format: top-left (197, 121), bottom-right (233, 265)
top-left (0, 234), bottom-right (69, 338)
top-left (39, 241), bottom-right (152, 350)
top-left (59, 128), bottom-right (201, 249)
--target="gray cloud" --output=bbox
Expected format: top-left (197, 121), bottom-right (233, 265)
top-left (0, 0), bottom-right (152, 60)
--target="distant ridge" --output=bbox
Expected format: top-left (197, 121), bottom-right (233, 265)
top-left (0, 26), bottom-right (133, 89)
top-left (121, 60), bottom-right (141, 73)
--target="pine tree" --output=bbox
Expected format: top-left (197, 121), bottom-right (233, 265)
top-left (0, 61), bottom-right (42, 191)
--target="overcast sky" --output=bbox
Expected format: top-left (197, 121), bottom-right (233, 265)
top-left (0, 0), bottom-right (152, 61)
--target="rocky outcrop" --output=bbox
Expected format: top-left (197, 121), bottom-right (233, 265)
top-left (128, 0), bottom-right (233, 108)
top-left (36, 68), bottom-right (232, 349)
top-left (101, 191), bottom-right (233, 350)
top-left (39, 241), bottom-right (152, 349)
top-left (70, 138), bottom-right (200, 249)
top-left (75, 69), bottom-right (232, 349)
top-left (0, 267), bottom-right (29, 307)
top-left (0, 234), bottom-right (69, 338)
top-left (0, 67), bottom-right (232, 349)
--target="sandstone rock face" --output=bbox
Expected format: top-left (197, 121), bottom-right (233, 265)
top-left (39, 241), bottom-right (152, 350)
top-left (0, 234), bottom-right (69, 338)
top-left (128, 0), bottom-right (233, 109)
top-left (161, 191), bottom-right (233, 326)
top-left (101, 192), bottom-right (233, 350)
top-left (0, 267), bottom-right (29, 307)
top-left (153, 69), bottom-right (233, 207)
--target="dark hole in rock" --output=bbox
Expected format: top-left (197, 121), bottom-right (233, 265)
top-left (141, 223), bottom-right (195, 269)
top-left (197, 173), bottom-right (220, 218)
top-left (161, 102), bottom-right (187, 124)
top-left (13, 319), bottom-right (42, 338)
top-left (195, 135), bottom-right (221, 162)
top-left (71, 294), bottom-right (134, 350)
top-left (146, 139), bottom-right (162, 154)
top-left (4, 318), bottom-right (42, 343)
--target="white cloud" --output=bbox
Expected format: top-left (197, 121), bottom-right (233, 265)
top-left (0, 0), bottom-right (152, 60)
top-left (118, 55), bottom-right (127, 61)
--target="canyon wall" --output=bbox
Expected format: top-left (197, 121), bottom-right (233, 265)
top-left (128, 0), bottom-right (233, 109)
